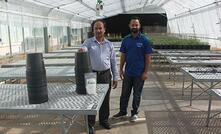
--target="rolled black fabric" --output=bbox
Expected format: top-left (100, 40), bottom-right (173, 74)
top-left (75, 51), bottom-right (92, 94)
top-left (26, 53), bottom-right (48, 104)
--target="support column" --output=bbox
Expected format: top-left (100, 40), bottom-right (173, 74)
top-left (22, 27), bottom-right (25, 53)
top-left (175, 15), bottom-right (181, 36)
top-left (7, 26), bottom-right (12, 55)
top-left (43, 27), bottom-right (49, 53)
top-left (81, 28), bottom-right (84, 44)
top-left (67, 26), bottom-right (71, 47)
top-left (215, 1), bottom-right (221, 34)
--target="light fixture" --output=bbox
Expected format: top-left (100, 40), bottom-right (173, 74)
top-left (96, 0), bottom-right (103, 16)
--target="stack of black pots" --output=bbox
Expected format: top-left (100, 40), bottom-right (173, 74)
top-left (75, 51), bottom-right (92, 94)
top-left (26, 53), bottom-right (48, 104)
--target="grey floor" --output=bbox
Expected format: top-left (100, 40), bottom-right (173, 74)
top-left (1, 64), bottom-right (221, 134)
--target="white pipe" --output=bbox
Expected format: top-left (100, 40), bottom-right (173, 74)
top-left (0, 8), bottom-right (65, 21)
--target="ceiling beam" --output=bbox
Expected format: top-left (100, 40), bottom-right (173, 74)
top-left (32, 0), bottom-right (96, 14)
top-left (77, 0), bottom-right (96, 12)
top-left (56, 1), bottom-right (78, 8)
top-left (25, 0), bottom-right (89, 22)
top-left (149, 0), bottom-right (157, 4)
top-left (158, 0), bottom-right (172, 7)
top-left (32, 0), bottom-right (55, 7)
top-left (31, 0), bottom-right (78, 14)
top-left (46, 1), bottom-right (78, 15)
top-left (169, 1), bottom-right (221, 20)
top-left (120, 0), bottom-right (126, 13)
top-left (155, 0), bottom-right (165, 5)
top-left (143, 0), bottom-right (164, 8)
top-left (143, 0), bottom-right (150, 8)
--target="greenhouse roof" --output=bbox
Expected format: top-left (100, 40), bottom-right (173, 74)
top-left (1, 0), bottom-right (220, 21)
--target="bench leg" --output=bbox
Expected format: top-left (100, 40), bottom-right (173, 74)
top-left (206, 94), bottom-right (212, 127)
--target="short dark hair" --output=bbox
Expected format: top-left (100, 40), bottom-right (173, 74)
top-left (91, 19), bottom-right (106, 31)
top-left (129, 16), bottom-right (141, 23)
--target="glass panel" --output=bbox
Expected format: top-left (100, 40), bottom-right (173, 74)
top-left (10, 26), bottom-right (23, 54)
top-left (71, 28), bottom-right (82, 46)
top-left (0, 24), bottom-right (10, 56)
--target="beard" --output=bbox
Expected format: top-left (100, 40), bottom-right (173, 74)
top-left (130, 28), bottom-right (139, 34)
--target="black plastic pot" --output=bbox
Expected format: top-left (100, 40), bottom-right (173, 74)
top-left (75, 51), bottom-right (92, 94)
top-left (26, 53), bottom-right (48, 104)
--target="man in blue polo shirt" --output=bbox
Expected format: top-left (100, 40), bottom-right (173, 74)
top-left (113, 16), bottom-right (152, 122)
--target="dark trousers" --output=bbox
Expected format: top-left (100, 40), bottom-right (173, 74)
top-left (119, 75), bottom-right (144, 116)
top-left (88, 69), bottom-right (111, 127)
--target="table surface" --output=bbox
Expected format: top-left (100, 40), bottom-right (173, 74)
top-left (211, 89), bottom-right (221, 97)
top-left (0, 66), bottom-right (75, 80)
top-left (0, 83), bottom-right (108, 115)
top-left (158, 50), bottom-right (221, 57)
top-left (61, 46), bottom-right (121, 50)
top-left (181, 67), bottom-right (221, 82)
top-left (1, 59), bottom-right (75, 68)
top-left (169, 56), bottom-right (221, 60)
top-left (43, 53), bottom-right (75, 59)
top-left (166, 56), bottom-right (221, 65)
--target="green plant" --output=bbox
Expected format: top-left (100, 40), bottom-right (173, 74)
top-left (146, 34), bottom-right (208, 46)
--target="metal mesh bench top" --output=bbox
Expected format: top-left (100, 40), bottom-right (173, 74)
top-left (0, 83), bottom-right (109, 115)
top-left (181, 67), bottom-right (221, 82)
top-left (0, 66), bottom-right (75, 80)
top-left (1, 59), bottom-right (75, 68)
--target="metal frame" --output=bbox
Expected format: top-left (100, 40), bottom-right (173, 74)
top-left (166, 56), bottom-right (221, 84)
top-left (1, 58), bottom-right (75, 68)
top-left (206, 89), bottom-right (221, 127)
top-left (0, 66), bottom-right (75, 81)
top-left (0, 83), bottom-right (109, 134)
top-left (157, 50), bottom-right (221, 57)
top-left (181, 66), bottom-right (221, 102)
top-left (43, 53), bottom-right (76, 59)
top-left (157, 50), bottom-right (221, 81)
top-left (181, 67), bottom-right (221, 126)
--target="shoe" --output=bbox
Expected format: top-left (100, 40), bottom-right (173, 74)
top-left (130, 114), bottom-right (138, 122)
top-left (112, 112), bottom-right (127, 119)
top-left (100, 122), bottom-right (111, 129)
top-left (88, 126), bottom-right (95, 134)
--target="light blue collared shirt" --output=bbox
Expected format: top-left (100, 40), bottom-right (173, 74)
top-left (82, 37), bottom-right (119, 80)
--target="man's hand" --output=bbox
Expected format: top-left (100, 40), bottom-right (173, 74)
top-left (78, 47), bottom-right (86, 52)
top-left (141, 72), bottom-right (148, 81)
top-left (112, 80), bottom-right (118, 89)
top-left (119, 70), bottom-right (124, 80)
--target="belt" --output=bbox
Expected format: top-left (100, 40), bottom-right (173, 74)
top-left (93, 69), bottom-right (110, 75)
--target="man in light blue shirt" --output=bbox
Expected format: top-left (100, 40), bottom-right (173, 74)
top-left (81, 37), bottom-right (118, 81)
top-left (80, 19), bottom-right (119, 134)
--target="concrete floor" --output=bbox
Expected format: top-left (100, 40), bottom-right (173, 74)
top-left (1, 64), bottom-right (221, 134)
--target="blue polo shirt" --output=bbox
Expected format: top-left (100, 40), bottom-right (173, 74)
top-left (120, 33), bottom-right (152, 76)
